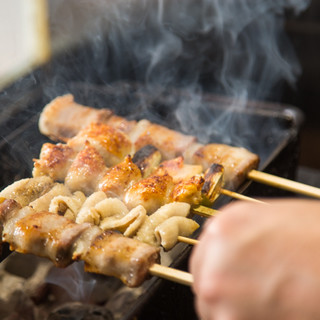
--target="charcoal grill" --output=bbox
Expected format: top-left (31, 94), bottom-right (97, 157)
top-left (0, 79), bottom-right (303, 319)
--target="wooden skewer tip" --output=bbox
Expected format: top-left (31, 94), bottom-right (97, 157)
top-left (149, 263), bottom-right (193, 286)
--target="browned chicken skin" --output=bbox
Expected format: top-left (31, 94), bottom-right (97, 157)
top-left (33, 143), bottom-right (77, 181)
top-left (65, 141), bottom-right (107, 195)
top-left (99, 155), bottom-right (142, 198)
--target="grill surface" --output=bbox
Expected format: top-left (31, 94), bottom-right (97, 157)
top-left (0, 82), bottom-right (303, 319)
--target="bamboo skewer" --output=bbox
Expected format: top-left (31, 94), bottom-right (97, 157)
top-left (220, 188), bottom-right (265, 204)
top-left (248, 170), bottom-right (320, 199)
top-left (149, 263), bottom-right (193, 286)
top-left (191, 205), bottom-right (219, 218)
top-left (178, 236), bottom-right (199, 246)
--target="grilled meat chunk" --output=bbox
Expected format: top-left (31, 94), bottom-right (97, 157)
top-left (189, 143), bottom-right (259, 189)
top-left (131, 120), bottom-right (196, 160)
top-left (0, 199), bottom-right (160, 287)
top-left (79, 230), bottom-right (160, 287)
top-left (33, 143), bottom-right (77, 181)
top-left (124, 173), bottom-right (174, 213)
top-left (4, 210), bottom-right (90, 268)
top-left (38, 95), bottom-right (260, 190)
top-left (68, 122), bottom-right (132, 167)
top-left (0, 176), bottom-right (54, 207)
top-left (135, 202), bottom-right (191, 246)
top-left (105, 114), bottom-right (137, 135)
top-left (39, 94), bottom-right (113, 141)
top-left (153, 156), bottom-right (203, 183)
top-left (99, 155), bottom-right (141, 198)
top-left (65, 142), bottom-right (107, 195)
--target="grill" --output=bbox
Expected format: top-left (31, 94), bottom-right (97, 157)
top-left (0, 80), bottom-right (303, 319)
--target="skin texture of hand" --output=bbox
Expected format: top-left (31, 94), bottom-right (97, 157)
top-left (190, 199), bottom-right (320, 320)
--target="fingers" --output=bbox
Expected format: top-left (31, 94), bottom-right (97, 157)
top-left (190, 199), bottom-right (320, 320)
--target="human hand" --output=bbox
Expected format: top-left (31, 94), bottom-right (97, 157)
top-left (190, 199), bottom-right (320, 320)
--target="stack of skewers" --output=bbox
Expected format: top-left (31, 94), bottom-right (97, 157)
top-left (1, 94), bottom-right (320, 288)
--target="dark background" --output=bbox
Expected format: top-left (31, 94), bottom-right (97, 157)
top-left (284, 0), bottom-right (320, 170)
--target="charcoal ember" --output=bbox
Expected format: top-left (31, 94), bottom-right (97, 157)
top-left (47, 302), bottom-right (113, 320)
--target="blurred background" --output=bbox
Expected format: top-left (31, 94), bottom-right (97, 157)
top-left (283, 0), bottom-right (320, 185)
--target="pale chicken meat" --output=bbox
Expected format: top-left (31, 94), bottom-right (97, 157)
top-left (67, 122), bottom-right (133, 167)
top-left (130, 120), bottom-right (196, 160)
top-left (0, 176), bottom-right (54, 207)
top-left (33, 143), bottom-right (77, 181)
top-left (135, 202), bottom-right (192, 246)
top-left (65, 141), bottom-right (107, 195)
top-left (153, 156), bottom-right (203, 183)
top-left (0, 200), bottom-right (90, 268)
top-left (0, 199), bottom-right (160, 287)
top-left (188, 143), bottom-right (260, 189)
top-left (49, 191), bottom-right (86, 221)
top-left (39, 94), bottom-right (113, 141)
top-left (155, 216), bottom-right (199, 251)
top-left (29, 183), bottom-right (71, 212)
top-left (105, 114), bottom-right (137, 135)
top-left (75, 191), bottom-right (107, 225)
top-left (79, 230), bottom-right (160, 287)
top-left (98, 201), bottom-right (147, 237)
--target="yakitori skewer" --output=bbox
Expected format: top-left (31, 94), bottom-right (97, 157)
top-left (38, 94), bottom-right (320, 200)
top-left (247, 170), bottom-right (320, 199)
top-left (0, 198), bottom-right (197, 288)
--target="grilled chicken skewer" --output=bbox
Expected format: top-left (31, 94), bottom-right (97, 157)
top-left (33, 134), bottom-right (261, 212)
top-left (38, 94), bottom-right (320, 199)
top-left (39, 94), bottom-right (259, 190)
top-left (0, 174), bottom-right (201, 252)
top-left (0, 198), bottom-right (195, 287)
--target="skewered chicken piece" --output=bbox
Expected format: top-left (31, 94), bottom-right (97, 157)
top-left (0, 176), bottom-right (55, 207)
top-left (184, 143), bottom-right (260, 190)
top-left (38, 94), bottom-right (260, 190)
top-left (40, 95), bottom-right (195, 158)
top-left (132, 144), bottom-right (162, 178)
top-left (68, 122), bottom-right (133, 167)
top-left (65, 141), bottom-right (108, 195)
top-left (33, 143), bottom-right (77, 182)
top-left (99, 155), bottom-right (142, 198)
top-left (39, 94), bottom-right (113, 141)
top-left (129, 119), bottom-right (196, 160)
top-left (32, 140), bottom-right (213, 210)
top-left (0, 198), bottom-right (160, 287)
top-left (53, 191), bottom-right (198, 249)
top-left (32, 139), bottom-right (227, 217)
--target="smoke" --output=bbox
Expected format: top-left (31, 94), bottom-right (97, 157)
top-left (46, 0), bottom-right (309, 101)
top-left (45, 262), bottom-right (98, 302)
top-left (53, 0), bottom-right (308, 91)
top-left (42, 0), bottom-right (311, 155)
